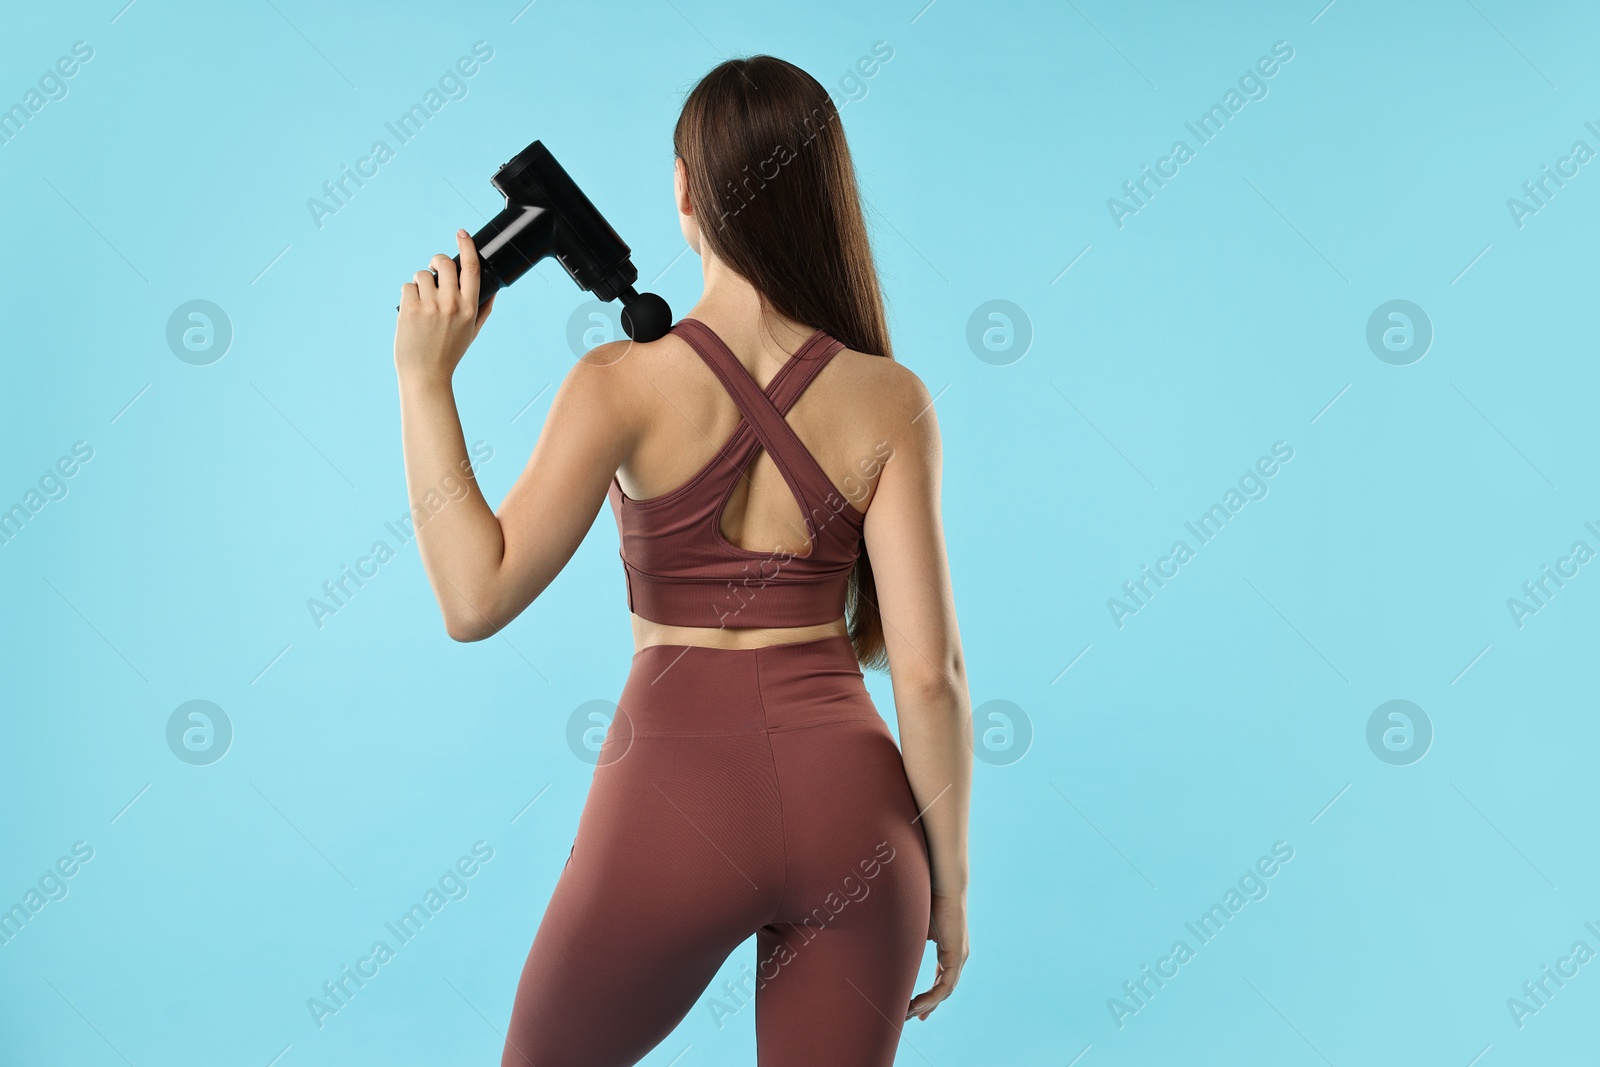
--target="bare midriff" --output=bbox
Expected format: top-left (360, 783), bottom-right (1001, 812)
top-left (630, 612), bottom-right (849, 652)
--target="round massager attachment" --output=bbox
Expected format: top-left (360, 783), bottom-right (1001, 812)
top-left (619, 287), bottom-right (672, 343)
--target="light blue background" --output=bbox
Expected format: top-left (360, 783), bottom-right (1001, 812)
top-left (3, 0), bottom-right (1597, 1064)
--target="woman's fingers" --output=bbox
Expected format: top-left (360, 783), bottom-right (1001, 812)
top-left (910, 961), bottom-right (963, 1018)
top-left (430, 253), bottom-right (460, 305)
top-left (906, 979), bottom-right (948, 1020)
top-left (412, 268), bottom-right (439, 310)
top-left (907, 955), bottom-right (960, 1019)
top-left (906, 901), bottom-right (968, 1021)
top-left (456, 229), bottom-right (481, 307)
top-left (398, 230), bottom-right (477, 315)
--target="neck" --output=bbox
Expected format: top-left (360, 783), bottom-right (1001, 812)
top-left (689, 246), bottom-right (809, 351)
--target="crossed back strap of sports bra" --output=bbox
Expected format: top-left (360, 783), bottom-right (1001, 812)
top-left (671, 317), bottom-right (848, 537)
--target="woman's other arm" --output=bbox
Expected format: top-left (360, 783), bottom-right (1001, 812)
top-left (862, 363), bottom-right (973, 1020)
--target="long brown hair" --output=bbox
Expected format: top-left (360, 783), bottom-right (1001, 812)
top-left (674, 55), bottom-right (892, 670)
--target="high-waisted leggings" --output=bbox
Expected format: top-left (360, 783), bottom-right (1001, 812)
top-left (502, 634), bottom-right (932, 1066)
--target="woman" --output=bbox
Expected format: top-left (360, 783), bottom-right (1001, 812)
top-left (394, 55), bottom-right (971, 1067)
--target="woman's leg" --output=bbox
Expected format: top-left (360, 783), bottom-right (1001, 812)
top-left (754, 716), bottom-right (933, 1067)
top-left (503, 649), bottom-right (786, 1066)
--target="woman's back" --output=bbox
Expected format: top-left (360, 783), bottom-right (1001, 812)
top-left (614, 315), bottom-right (898, 547)
top-left (607, 308), bottom-right (924, 649)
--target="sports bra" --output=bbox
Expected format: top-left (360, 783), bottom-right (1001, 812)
top-left (606, 318), bottom-right (867, 629)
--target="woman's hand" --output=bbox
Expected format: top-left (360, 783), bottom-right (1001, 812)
top-left (906, 891), bottom-right (968, 1021)
top-left (395, 229), bottom-right (496, 385)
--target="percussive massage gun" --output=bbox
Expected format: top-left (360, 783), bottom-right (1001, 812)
top-left (402, 140), bottom-right (672, 342)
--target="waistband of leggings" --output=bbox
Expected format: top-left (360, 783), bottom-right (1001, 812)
top-left (617, 634), bottom-right (877, 735)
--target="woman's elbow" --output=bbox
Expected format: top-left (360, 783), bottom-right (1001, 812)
top-left (440, 578), bottom-right (536, 641)
top-left (901, 653), bottom-right (968, 701)
top-left (443, 606), bottom-right (502, 642)
top-left (446, 618), bottom-right (494, 642)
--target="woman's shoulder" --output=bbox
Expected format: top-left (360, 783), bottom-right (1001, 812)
top-left (550, 332), bottom-right (691, 442)
top-left (570, 330), bottom-right (695, 392)
top-left (832, 346), bottom-right (934, 421)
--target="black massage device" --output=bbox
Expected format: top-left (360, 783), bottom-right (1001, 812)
top-left (403, 140), bottom-right (672, 342)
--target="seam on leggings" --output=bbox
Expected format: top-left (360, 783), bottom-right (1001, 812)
top-left (754, 649), bottom-right (791, 925)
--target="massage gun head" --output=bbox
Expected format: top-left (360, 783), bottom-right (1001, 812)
top-left (618, 287), bottom-right (672, 347)
top-left (468, 140), bottom-right (673, 343)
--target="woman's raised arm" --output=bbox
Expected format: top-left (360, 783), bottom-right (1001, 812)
top-left (394, 229), bottom-right (639, 641)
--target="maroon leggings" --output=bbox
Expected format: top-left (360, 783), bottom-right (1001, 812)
top-left (502, 634), bottom-right (932, 1066)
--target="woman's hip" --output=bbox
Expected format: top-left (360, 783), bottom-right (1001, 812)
top-left (613, 633), bottom-right (882, 738)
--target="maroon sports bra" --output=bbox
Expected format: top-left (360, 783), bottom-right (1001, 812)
top-left (606, 318), bottom-right (866, 629)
